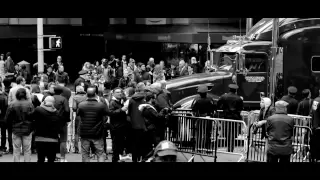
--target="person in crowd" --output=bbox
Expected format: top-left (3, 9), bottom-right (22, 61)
top-left (19, 64), bottom-right (30, 84)
top-left (254, 97), bottom-right (275, 140)
top-left (46, 66), bottom-right (56, 83)
top-left (55, 66), bottom-right (69, 86)
top-left (42, 82), bottom-right (56, 102)
top-left (74, 70), bottom-right (90, 92)
top-left (118, 71), bottom-right (130, 89)
top-left (53, 85), bottom-right (70, 162)
top-left (115, 60), bottom-right (123, 84)
top-left (190, 57), bottom-right (201, 74)
top-left (94, 61), bottom-right (103, 75)
top-left (153, 64), bottom-right (165, 83)
top-left (167, 63), bottom-right (178, 79)
top-left (255, 100), bottom-right (294, 163)
top-left (281, 86), bottom-right (298, 114)
top-left (178, 60), bottom-right (188, 77)
top-left (203, 59), bottom-right (212, 73)
top-left (108, 87), bottom-right (129, 162)
top-left (82, 62), bottom-right (91, 72)
top-left (133, 63), bottom-right (144, 83)
top-left (0, 54), bottom-right (5, 80)
top-left (13, 64), bottom-right (20, 82)
top-left (3, 75), bottom-right (11, 95)
top-left (77, 85), bottom-right (109, 162)
top-left (8, 76), bottom-right (31, 105)
top-left (217, 84), bottom-right (243, 152)
top-left (104, 66), bottom-right (116, 90)
top-left (187, 65), bottom-right (194, 75)
top-left (127, 82), bottom-right (147, 162)
top-left (5, 88), bottom-right (34, 162)
top-left (30, 84), bottom-right (43, 153)
top-left (33, 96), bottom-right (64, 163)
top-left (109, 55), bottom-right (117, 69)
top-left (297, 89), bottom-right (313, 116)
top-left (127, 58), bottom-right (136, 82)
top-left (72, 85), bottom-right (87, 154)
top-left (139, 91), bottom-right (169, 149)
top-left (310, 89), bottom-right (320, 162)
top-left (0, 85), bottom-right (9, 154)
top-left (0, 76), bottom-right (5, 93)
top-left (38, 74), bottom-right (48, 93)
top-left (53, 56), bottom-right (63, 73)
top-left (4, 52), bottom-right (14, 74)
top-left (140, 63), bottom-right (150, 83)
top-left (148, 57), bottom-right (155, 68)
top-left (151, 82), bottom-right (171, 112)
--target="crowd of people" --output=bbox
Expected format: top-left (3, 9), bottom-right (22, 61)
top-left (0, 53), bottom-right (185, 163)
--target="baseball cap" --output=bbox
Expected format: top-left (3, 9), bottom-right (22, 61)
top-left (275, 100), bottom-right (289, 108)
top-left (229, 84), bottom-right (239, 89)
top-left (154, 140), bottom-right (178, 157)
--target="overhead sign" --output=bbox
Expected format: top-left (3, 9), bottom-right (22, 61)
top-left (49, 37), bottom-right (62, 49)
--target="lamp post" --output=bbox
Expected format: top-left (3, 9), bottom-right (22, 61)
top-left (37, 18), bottom-right (44, 74)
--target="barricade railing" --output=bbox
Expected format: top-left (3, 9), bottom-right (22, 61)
top-left (246, 124), bottom-right (312, 162)
top-left (165, 115), bottom-right (247, 162)
top-left (213, 118), bottom-right (247, 162)
top-left (288, 114), bottom-right (312, 129)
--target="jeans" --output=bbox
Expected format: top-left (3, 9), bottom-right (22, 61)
top-left (12, 133), bottom-right (32, 162)
top-left (0, 123), bottom-right (12, 151)
top-left (267, 153), bottom-right (291, 163)
top-left (81, 138), bottom-right (105, 162)
top-left (36, 142), bottom-right (58, 163)
top-left (59, 124), bottom-right (68, 158)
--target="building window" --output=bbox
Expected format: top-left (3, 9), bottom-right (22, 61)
top-left (311, 56), bottom-right (320, 72)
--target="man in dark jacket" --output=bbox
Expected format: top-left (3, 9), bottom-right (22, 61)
top-left (297, 89), bottom-right (313, 116)
top-left (140, 92), bottom-right (168, 151)
top-left (5, 88), bottom-right (34, 162)
top-left (55, 66), bottom-right (69, 86)
top-left (46, 66), bottom-right (56, 83)
top-left (310, 90), bottom-right (320, 161)
top-left (53, 85), bottom-right (70, 162)
top-left (133, 63), bottom-right (144, 83)
top-left (109, 87), bottom-right (129, 162)
top-left (127, 86), bottom-right (147, 162)
top-left (256, 100), bottom-right (294, 163)
top-left (141, 64), bottom-right (151, 82)
top-left (33, 96), bottom-right (64, 163)
top-left (0, 89), bottom-right (9, 154)
top-left (281, 86), bottom-right (298, 114)
top-left (52, 55), bottom-right (63, 73)
top-left (217, 84), bottom-right (243, 152)
top-left (77, 86), bottom-right (109, 162)
top-left (190, 57), bottom-right (202, 74)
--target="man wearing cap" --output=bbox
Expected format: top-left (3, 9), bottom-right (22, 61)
top-left (281, 86), bottom-right (298, 114)
top-left (74, 70), bottom-right (90, 92)
top-left (191, 84), bottom-right (216, 151)
top-left (255, 100), bottom-right (294, 163)
top-left (217, 84), bottom-right (243, 152)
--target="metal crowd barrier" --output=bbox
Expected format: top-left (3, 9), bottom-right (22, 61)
top-left (246, 124), bottom-right (312, 162)
top-left (165, 115), bottom-right (247, 162)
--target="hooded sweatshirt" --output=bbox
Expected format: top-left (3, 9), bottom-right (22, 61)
top-left (128, 92), bottom-right (146, 130)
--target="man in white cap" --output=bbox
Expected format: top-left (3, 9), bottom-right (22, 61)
top-left (255, 100), bottom-right (294, 163)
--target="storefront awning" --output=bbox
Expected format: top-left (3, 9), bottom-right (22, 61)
top-left (104, 32), bottom-right (246, 44)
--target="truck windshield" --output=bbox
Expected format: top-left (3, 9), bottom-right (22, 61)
top-left (244, 53), bottom-right (268, 72)
top-left (213, 52), bottom-right (235, 72)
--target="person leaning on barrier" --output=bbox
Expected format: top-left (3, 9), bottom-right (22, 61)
top-left (281, 86), bottom-right (298, 114)
top-left (255, 100), bottom-right (294, 163)
top-left (253, 97), bottom-right (275, 139)
top-left (310, 90), bottom-right (320, 162)
top-left (217, 84), bottom-right (243, 153)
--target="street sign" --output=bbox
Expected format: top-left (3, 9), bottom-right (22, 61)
top-left (49, 37), bottom-right (62, 49)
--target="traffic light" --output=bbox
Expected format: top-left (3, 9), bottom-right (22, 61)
top-left (49, 37), bottom-right (62, 49)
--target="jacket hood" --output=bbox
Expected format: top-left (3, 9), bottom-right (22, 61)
top-left (40, 104), bottom-right (56, 112)
top-left (131, 92), bottom-right (145, 101)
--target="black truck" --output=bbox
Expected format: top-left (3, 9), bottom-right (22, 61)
top-left (167, 18), bottom-right (320, 110)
